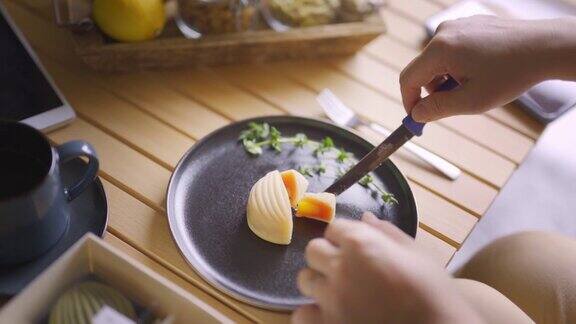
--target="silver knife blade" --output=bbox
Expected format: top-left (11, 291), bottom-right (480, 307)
top-left (325, 124), bottom-right (414, 196)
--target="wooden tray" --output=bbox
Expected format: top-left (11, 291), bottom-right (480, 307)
top-left (68, 15), bottom-right (386, 72)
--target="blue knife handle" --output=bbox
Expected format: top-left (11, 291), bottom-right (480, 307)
top-left (403, 76), bottom-right (459, 137)
top-left (402, 115), bottom-right (425, 136)
top-left (436, 76), bottom-right (459, 92)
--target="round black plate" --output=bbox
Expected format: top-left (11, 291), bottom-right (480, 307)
top-left (0, 159), bottom-right (108, 296)
top-left (167, 116), bottom-right (417, 310)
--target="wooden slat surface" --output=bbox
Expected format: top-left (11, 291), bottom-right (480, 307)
top-left (4, 0), bottom-right (545, 321)
top-left (389, 0), bottom-right (442, 23)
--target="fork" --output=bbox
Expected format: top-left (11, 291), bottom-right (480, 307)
top-left (317, 89), bottom-right (461, 180)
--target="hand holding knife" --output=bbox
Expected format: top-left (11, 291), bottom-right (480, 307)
top-left (325, 77), bottom-right (459, 196)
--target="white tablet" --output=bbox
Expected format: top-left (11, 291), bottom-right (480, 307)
top-left (1, 3), bottom-right (75, 132)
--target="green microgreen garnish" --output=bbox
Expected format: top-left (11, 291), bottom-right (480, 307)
top-left (336, 149), bottom-right (350, 163)
top-left (314, 163), bottom-right (327, 175)
top-left (239, 122), bottom-right (397, 205)
top-left (294, 133), bottom-right (308, 148)
top-left (359, 174), bottom-right (373, 187)
top-left (297, 166), bottom-right (314, 177)
top-left (314, 137), bottom-right (334, 156)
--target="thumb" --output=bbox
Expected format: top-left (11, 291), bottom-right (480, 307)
top-left (411, 87), bottom-right (471, 122)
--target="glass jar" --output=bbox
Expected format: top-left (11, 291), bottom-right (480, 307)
top-left (176, 0), bottom-right (257, 38)
top-left (260, 0), bottom-right (341, 31)
top-left (339, 0), bottom-right (383, 22)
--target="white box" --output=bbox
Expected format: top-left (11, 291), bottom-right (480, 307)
top-left (0, 234), bottom-right (232, 323)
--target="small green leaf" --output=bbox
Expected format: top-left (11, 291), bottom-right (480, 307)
top-left (294, 133), bottom-right (308, 148)
top-left (359, 174), bottom-right (373, 187)
top-left (314, 164), bottom-right (327, 175)
top-left (314, 136), bottom-right (335, 156)
top-left (270, 126), bottom-right (281, 140)
top-left (271, 141), bottom-right (282, 152)
top-left (269, 126), bottom-right (282, 152)
top-left (382, 192), bottom-right (398, 205)
top-left (336, 149), bottom-right (350, 163)
top-left (242, 139), bottom-right (263, 155)
top-left (260, 123), bottom-right (270, 139)
top-left (322, 137), bottom-right (334, 148)
top-left (238, 128), bottom-right (254, 141)
top-left (297, 166), bottom-right (314, 177)
top-left (239, 122), bottom-right (271, 142)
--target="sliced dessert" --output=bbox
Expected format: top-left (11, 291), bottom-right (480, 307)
top-left (295, 192), bottom-right (336, 223)
top-left (246, 170), bottom-right (293, 245)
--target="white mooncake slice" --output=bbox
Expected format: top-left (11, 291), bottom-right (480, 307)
top-left (295, 192), bottom-right (336, 223)
top-left (247, 170), bottom-right (293, 245)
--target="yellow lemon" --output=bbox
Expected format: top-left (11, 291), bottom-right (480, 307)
top-left (92, 0), bottom-right (165, 42)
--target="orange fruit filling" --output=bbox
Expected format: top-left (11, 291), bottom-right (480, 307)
top-left (281, 171), bottom-right (297, 204)
top-left (295, 193), bottom-right (336, 223)
top-left (280, 169), bottom-right (308, 208)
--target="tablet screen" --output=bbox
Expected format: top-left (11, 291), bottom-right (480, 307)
top-left (0, 11), bottom-right (63, 121)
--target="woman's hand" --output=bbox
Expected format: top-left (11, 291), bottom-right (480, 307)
top-left (400, 15), bottom-right (576, 122)
top-left (293, 213), bottom-right (483, 324)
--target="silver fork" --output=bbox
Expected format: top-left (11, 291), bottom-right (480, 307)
top-left (317, 89), bottom-right (461, 180)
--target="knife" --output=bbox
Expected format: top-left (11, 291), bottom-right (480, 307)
top-left (325, 77), bottom-right (458, 196)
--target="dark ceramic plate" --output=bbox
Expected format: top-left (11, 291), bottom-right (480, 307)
top-left (0, 159), bottom-right (108, 296)
top-left (167, 116), bottom-right (417, 311)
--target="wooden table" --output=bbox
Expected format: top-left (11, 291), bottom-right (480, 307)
top-left (5, 0), bottom-right (545, 322)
